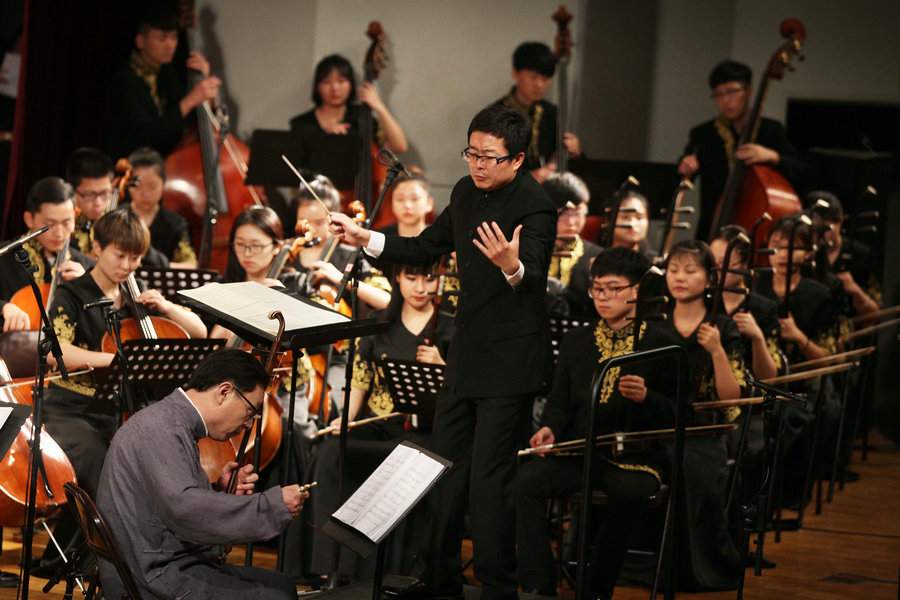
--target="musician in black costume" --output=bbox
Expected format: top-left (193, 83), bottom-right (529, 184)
top-left (0, 177), bottom-right (93, 332)
top-left (516, 248), bottom-right (677, 600)
top-left (660, 240), bottom-right (745, 591)
top-left (289, 54), bottom-right (407, 154)
top-left (677, 60), bottom-right (805, 239)
top-left (303, 263), bottom-right (454, 583)
top-left (492, 42), bottom-right (582, 181)
top-left (543, 172), bottom-right (601, 317)
top-left (105, 5), bottom-right (221, 159)
top-left (65, 147), bottom-right (115, 255)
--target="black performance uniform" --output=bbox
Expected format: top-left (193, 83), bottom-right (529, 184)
top-left (121, 202), bottom-right (198, 265)
top-left (376, 171), bottom-right (556, 600)
top-left (106, 51), bottom-right (188, 159)
top-left (0, 236), bottom-right (94, 330)
top-left (548, 235), bottom-right (602, 318)
top-left (516, 319), bottom-right (678, 598)
top-left (680, 116), bottom-right (806, 239)
top-left (289, 104), bottom-right (385, 144)
top-left (493, 89), bottom-right (557, 173)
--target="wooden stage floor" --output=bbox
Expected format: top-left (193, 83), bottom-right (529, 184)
top-left (2, 434), bottom-right (898, 600)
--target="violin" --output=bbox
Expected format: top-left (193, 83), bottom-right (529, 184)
top-left (706, 19), bottom-right (805, 247)
top-left (164, 1), bottom-right (265, 271)
top-left (0, 358), bottom-right (77, 527)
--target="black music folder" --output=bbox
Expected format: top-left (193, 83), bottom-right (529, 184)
top-left (245, 129), bottom-right (362, 190)
top-left (0, 402), bottom-right (31, 460)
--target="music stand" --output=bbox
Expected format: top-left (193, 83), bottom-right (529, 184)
top-left (244, 129), bottom-right (362, 191)
top-left (377, 358), bottom-right (444, 430)
top-left (88, 338), bottom-right (225, 419)
top-left (549, 315), bottom-right (593, 360)
top-left (135, 267), bottom-right (219, 304)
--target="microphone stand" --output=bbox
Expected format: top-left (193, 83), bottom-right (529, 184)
top-left (325, 162), bottom-right (403, 588)
top-left (734, 373), bottom-right (806, 599)
top-left (11, 241), bottom-right (69, 600)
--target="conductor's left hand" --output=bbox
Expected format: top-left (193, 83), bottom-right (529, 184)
top-left (472, 221), bottom-right (521, 276)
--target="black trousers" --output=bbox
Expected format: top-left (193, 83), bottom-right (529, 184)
top-left (516, 456), bottom-right (659, 599)
top-left (422, 389), bottom-right (532, 600)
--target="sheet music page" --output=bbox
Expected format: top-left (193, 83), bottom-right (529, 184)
top-left (180, 282), bottom-right (349, 335)
top-left (332, 444), bottom-right (445, 542)
top-left (0, 406), bottom-right (11, 429)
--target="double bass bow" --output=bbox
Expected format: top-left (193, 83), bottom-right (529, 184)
top-left (706, 19), bottom-right (806, 247)
top-left (552, 5), bottom-right (573, 174)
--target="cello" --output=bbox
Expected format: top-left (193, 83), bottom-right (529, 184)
top-left (0, 358), bottom-right (77, 527)
top-left (164, 2), bottom-right (264, 272)
top-left (706, 19), bottom-right (805, 249)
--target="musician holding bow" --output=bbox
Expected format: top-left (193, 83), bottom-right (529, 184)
top-left (517, 248), bottom-right (677, 600)
top-left (677, 60), bottom-right (805, 239)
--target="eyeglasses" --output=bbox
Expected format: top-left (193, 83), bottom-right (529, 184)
top-left (233, 241), bottom-right (274, 256)
top-left (232, 386), bottom-right (262, 420)
top-left (75, 189), bottom-right (111, 201)
top-left (710, 86), bottom-right (746, 100)
top-left (587, 284), bottom-right (635, 299)
top-left (460, 149), bottom-right (512, 166)
top-left (559, 210), bottom-right (587, 221)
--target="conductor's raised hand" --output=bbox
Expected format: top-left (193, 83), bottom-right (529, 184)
top-left (472, 221), bottom-right (521, 276)
top-left (328, 212), bottom-right (371, 247)
top-left (281, 484), bottom-right (309, 518)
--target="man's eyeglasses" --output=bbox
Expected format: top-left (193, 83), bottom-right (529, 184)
top-left (587, 284), bottom-right (635, 299)
top-left (232, 386), bottom-right (262, 420)
top-left (233, 242), bottom-right (274, 256)
top-left (710, 87), bottom-right (746, 100)
top-left (75, 189), bottom-right (112, 201)
top-left (460, 149), bottom-right (512, 166)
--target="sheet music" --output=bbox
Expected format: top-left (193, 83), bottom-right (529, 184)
top-left (179, 282), bottom-right (349, 336)
top-left (0, 406), bottom-right (11, 429)
top-left (332, 443), bottom-right (446, 543)
top-left (0, 52), bottom-right (20, 98)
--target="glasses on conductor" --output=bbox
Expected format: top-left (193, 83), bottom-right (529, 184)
top-left (460, 149), bottom-right (512, 166)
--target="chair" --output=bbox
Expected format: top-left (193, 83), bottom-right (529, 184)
top-left (63, 482), bottom-right (144, 600)
top-left (0, 330), bottom-right (40, 378)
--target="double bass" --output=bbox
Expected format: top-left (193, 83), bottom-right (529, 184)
top-left (164, 2), bottom-right (264, 272)
top-left (358, 22), bottom-right (392, 230)
top-left (707, 19), bottom-right (805, 250)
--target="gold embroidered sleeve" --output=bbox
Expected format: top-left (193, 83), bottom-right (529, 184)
top-left (173, 238), bottom-right (198, 266)
top-left (351, 347), bottom-right (374, 391)
top-left (364, 269), bottom-right (392, 294)
top-left (866, 275), bottom-right (883, 307)
top-left (52, 305), bottom-right (76, 345)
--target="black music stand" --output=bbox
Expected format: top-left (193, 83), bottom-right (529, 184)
top-left (377, 358), bottom-right (444, 430)
top-left (88, 338), bottom-right (225, 420)
top-left (0, 401), bottom-right (32, 459)
top-left (548, 315), bottom-right (593, 360)
top-left (135, 267), bottom-right (219, 304)
top-left (245, 129), bottom-right (362, 191)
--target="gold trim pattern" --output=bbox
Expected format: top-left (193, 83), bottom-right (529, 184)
top-left (593, 320), bottom-right (645, 404)
top-left (130, 50), bottom-right (163, 116)
top-left (714, 115), bottom-right (736, 173)
top-left (549, 235), bottom-right (584, 287)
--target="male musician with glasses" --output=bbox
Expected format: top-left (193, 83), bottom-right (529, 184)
top-left (329, 104), bottom-right (556, 600)
top-left (517, 248), bottom-right (678, 600)
top-left (66, 147), bottom-right (115, 254)
top-left (96, 348), bottom-right (309, 599)
top-left (677, 60), bottom-right (805, 239)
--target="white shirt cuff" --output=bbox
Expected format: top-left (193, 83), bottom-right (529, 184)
top-left (365, 231), bottom-right (385, 258)
top-left (504, 260), bottom-right (524, 286)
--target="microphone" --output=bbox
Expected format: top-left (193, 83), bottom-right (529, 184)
top-left (377, 148), bottom-right (412, 178)
top-left (83, 298), bottom-right (115, 311)
top-left (0, 226), bottom-right (49, 258)
top-left (744, 371), bottom-right (807, 407)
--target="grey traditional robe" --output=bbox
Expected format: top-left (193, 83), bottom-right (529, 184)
top-left (96, 388), bottom-right (294, 599)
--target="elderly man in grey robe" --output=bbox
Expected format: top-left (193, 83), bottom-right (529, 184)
top-left (96, 349), bottom-right (309, 599)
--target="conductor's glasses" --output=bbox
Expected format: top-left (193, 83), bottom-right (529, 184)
top-left (461, 149), bottom-right (512, 166)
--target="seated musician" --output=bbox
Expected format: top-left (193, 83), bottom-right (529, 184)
top-left (516, 247), bottom-right (677, 600)
top-left (543, 172), bottom-right (601, 317)
top-left (661, 240), bottom-right (745, 591)
top-left (806, 191), bottom-right (881, 318)
top-left (304, 262), bottom-right (453, 583)
top-left (122, 146), bottom-right (199, 268)
top-left (289, 173), bottom-right (390, 311)
top-left (492, 42), bottom-right (582, 182)
top-left (378, 171), bottom-right (435, 238)
top-left (97, 348), bottom-right (308, 600)
top-left (0, 177), bottom-right (92, 331)
top-left (600, 189), bottom-right (653, 257)
top-left (105, 4), bottom-right (222, 159)
top-left (35, 208), bottom-right (205, 572)
top-left (289, 54), bottom-right (407, 154)
top-left (65, 147), bottom-right (114, 254)
top-left (676, 60), bottom-right (805, 238)
top-left (709, 226), bottom-right (780, 380)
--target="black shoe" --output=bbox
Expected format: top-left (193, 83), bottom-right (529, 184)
top-left (0, 570), bottom-right (20, 588)
top-left (382, 579), bottom-right (464, 600)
